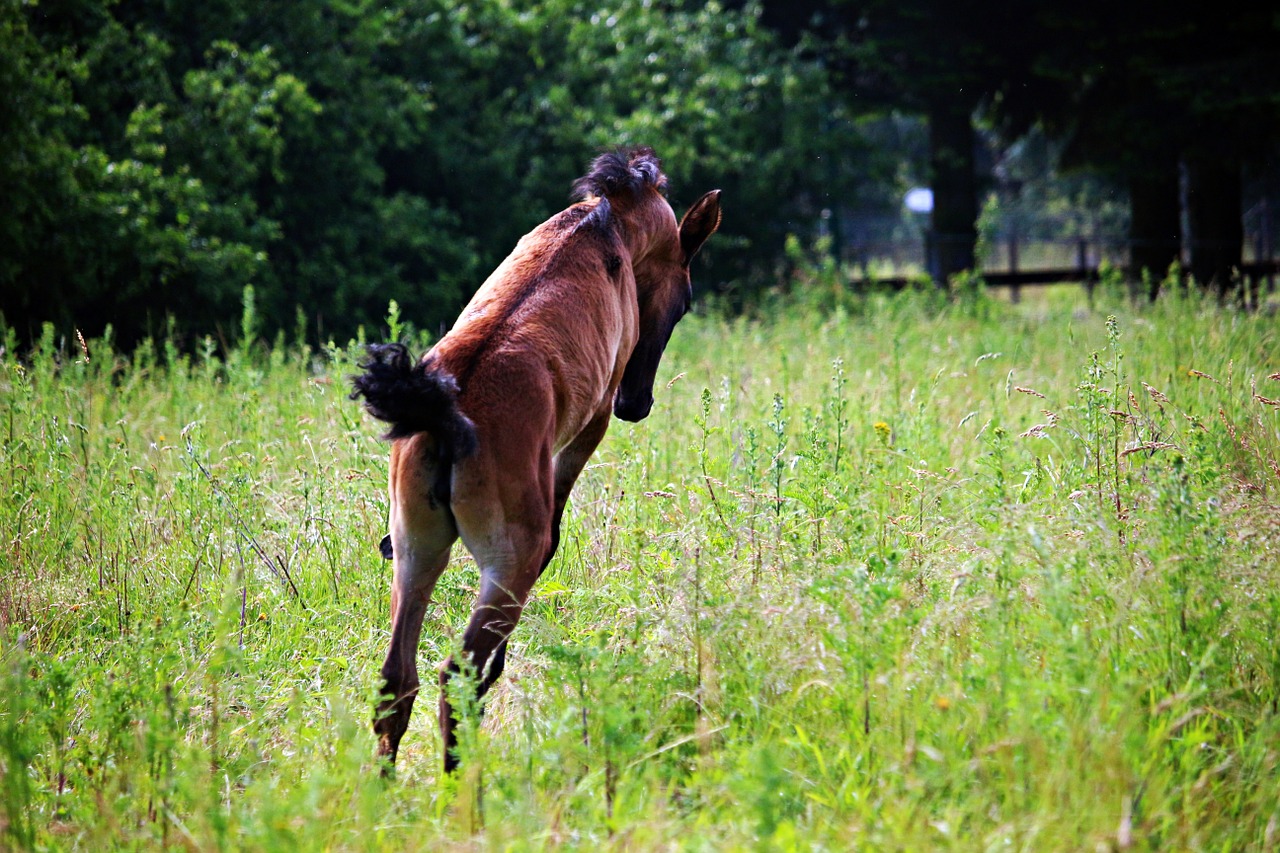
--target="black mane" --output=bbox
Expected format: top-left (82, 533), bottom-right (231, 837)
top-left (572, 146), bottom-right (669, 202)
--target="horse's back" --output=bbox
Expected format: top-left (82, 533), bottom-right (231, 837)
top-left (432, 204), bottom-right (634, 453)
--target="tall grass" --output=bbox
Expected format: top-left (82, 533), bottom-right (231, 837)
top-left (2, 283), bottom-right (1278, 849)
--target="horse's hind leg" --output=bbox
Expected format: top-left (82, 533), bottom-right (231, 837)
top-left (440, 457), bottom-right (553, 772)
top-left (437, 531), bottom-right (548, 772)
top-left (375, 438), bottom-right (457, 770)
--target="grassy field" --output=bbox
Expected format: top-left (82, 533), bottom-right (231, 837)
top-left (3, 282), bottom-right (1279, 850)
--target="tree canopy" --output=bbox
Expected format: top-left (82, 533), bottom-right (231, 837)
top-left (756, 0), bottom-right (1280, 294)
top-left (3, 0), bottom-right (1279, 348)
top-left (2, 0), bottom-right (894, 346)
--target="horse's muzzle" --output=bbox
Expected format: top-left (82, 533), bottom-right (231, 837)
top-left (613, 392), bottom-right (653, 422)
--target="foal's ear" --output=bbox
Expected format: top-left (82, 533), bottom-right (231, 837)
top-left (679, 189), bottom-right (722, 266)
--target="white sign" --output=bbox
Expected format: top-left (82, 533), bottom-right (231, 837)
top-left (904, 187), bottom-right (934, 214)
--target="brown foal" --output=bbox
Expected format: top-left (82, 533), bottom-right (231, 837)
top-left (351, 147), bottom-right (721, 773)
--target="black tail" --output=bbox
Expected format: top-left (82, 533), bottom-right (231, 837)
top-left (350, 342), bottom-right (478, 470)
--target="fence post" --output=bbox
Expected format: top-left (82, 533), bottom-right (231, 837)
top-left (924, 229), bottom-right (939, 284)
top-left (1078, 237), bottom-right (1095, 307)
top-left (1264, 198), bottom-right (1275, 295)
top-left (1008, 228), bottom-right (1020, 304)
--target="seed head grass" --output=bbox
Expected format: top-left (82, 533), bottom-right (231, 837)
top-left (2, 286), bottom-right (1278, 849)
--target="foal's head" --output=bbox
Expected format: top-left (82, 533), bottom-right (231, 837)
top-left (573, 148), bottom-right (721, 422)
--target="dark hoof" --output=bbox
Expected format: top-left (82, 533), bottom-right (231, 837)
top-left (379, 534), bottom-right (393, 560)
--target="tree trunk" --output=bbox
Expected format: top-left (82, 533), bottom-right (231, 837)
top-left (1128, 163), bottom-right (1182, 300)
top-left (1185, 154), bottom-right (1243, 298)
top-left (927, 102), bottom-right (978, 284)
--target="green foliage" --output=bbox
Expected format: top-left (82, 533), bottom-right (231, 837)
top-left (2, 0), bottom-right (893, 349)
top-left (3, 290), bottom-right (1279, 847)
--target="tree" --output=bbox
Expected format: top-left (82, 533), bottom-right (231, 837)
top-left (1168, 6), bottom-right (1280, 296)
top-left (992, 2), bottom-right (1280, 298)
top-left (2, 0), bottom-right (896, 346)
top-left (0, 0), bottom-right (95, 333)
top-left (754, 0), bottom-right (1049, 283)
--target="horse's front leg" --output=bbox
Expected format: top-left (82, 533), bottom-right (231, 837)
top-left (539, 411), bottom-right (612, 577)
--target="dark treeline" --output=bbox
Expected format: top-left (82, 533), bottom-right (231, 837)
top-left (3, 0), bottom-right (1278, 348)
top-left (755, 0), bottom-right (1280, 296)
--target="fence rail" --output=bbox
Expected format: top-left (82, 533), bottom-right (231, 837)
top-left (862, 260), bottom-right (1278, 297)
top-left (845, 235), bottom-right (1278, 302)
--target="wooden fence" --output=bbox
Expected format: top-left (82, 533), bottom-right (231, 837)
top-left (848, 235), bottom-right (1279, 305)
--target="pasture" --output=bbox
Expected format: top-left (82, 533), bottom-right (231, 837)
top-left (2, 284), bottom-right (1279, 850)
